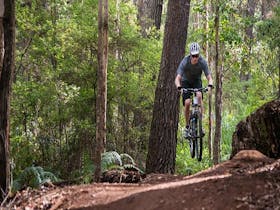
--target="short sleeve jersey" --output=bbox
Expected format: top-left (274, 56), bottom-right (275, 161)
top-left (176, 55), bottom-right (210, 85)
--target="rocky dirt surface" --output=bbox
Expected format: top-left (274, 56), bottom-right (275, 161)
top-left (3, 150), bottom-right (280, 210)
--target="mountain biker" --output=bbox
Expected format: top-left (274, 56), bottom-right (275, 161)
top-left (174, 42), bottom-right (213, 138)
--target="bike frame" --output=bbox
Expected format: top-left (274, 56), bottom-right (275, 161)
top-left (182, 87), bottom-right (207, 124)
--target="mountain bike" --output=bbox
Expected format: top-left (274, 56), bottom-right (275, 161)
top-left (182, 87), bottom-right (208, 161)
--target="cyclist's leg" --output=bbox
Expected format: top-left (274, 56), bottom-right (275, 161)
top-left (184, 98), bottom-right (191, 126)
top-left (182, 81), bottom-right (192, 127)
top-left (193, 80), bottom-right (203, 118)
top-left (196, 91), bottom-right (203, 118)
top-left (196, 82), bottom-right (204, 136)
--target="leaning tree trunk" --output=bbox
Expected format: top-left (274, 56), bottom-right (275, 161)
top-left (146, 0), bottom-right (191, 174)
top-left (94, 0), bottom-right (108, 182)
top-left (0, 0), bottom-right (15, 200)
top-left (231, 99), bottom-right (280, 159)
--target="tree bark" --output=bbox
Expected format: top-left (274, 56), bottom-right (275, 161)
top-left (213, 0), bottom-right (222, 165)
top-left (151, 0), bottom-right (163, 30)
top-left (0, 0), bottom-right (3, 78)
top-left (240, 0), bottom-right (256, 82)
top-left (0, 0), bottom-right (15, 200)
top-left (245, 0), bottom-right (255, 40)
top-left (137, 0), bottom-right (163, 37)
top-left (231, 99), bottom-right (280, 159)
top-left (205, 0), bottom-right (213, 159)
top-left (278, 49), bottom-right (280, 99)
top-left (208, 86), bottom-right (213, 159)
top-left (146, 0), bottom-right (191, 174)
top-left (94, 0), bottom-right (108, 182)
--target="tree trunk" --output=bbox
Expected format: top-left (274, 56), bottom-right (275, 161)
top-left (240, 0), bottom-right (255, 82)
top-left (208, 87), bottom-right (213, 159)
top-left (137, 0), bottom-right (163, 37)
top-left (94, 0), bottom-right (108, 182)
top-left (0, 0), bottom-right (3, 78)
top-left (205, 0), bottom-right (213, 159)
top-left (0, 0), bottom-right (15, 200)
top-left (213, 0), bottom-right (222, 165)
top-left (278, 49), bottom-right (280, 99)
top-left (245, 0), bottom-right (255, 40)
top-left (261, 0), bottom-right (277, 20)
top-left (151, 0), bottom-right (163, 30)
top-left (146, 0), bottom-right (191, 174)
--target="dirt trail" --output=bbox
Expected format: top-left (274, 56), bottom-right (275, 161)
top-left (7, 150), bottom-right (280, 210)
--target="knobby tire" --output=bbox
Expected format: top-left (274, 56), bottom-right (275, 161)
top-left (190, 116), bottom-right (196, 158)
top-left (193, 115), bottom-right (198, 160)
top-left (196, 113), bottom-right (203, 161)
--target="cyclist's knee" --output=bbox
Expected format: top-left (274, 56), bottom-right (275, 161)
top-left (184, 99), bottom-right (191, 107)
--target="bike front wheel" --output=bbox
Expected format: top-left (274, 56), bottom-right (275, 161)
top-left (189, 117), bottom-right (196, 159)
top-left (190, 138), bottom-right (195, 158)
top-left (196, 113), bottom-right (203, 161)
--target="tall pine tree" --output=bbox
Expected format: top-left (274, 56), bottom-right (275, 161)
top-left (146, 0), bottom-right (191, 174)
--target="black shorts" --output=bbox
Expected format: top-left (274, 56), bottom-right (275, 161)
top-left (181, 80), bottom-right (202, 106)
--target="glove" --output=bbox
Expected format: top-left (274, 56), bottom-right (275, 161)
top-left (207, 84), bottom-right (213, 91)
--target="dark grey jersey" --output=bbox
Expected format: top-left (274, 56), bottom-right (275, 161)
top-left (176, 55), bottom-right (210, 84)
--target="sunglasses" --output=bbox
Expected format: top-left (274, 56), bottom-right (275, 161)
top-left (192, 54), bottom-right (199, 58)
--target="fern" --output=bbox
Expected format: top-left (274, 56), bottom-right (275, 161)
top-left (12, 166), bottom-right (59, 192)
top-left (123, 164), bottom-right (144, 174)
top-left (101, 151), bottom-right (122, 172)
top-left (100, 151), bottom-right (143, 174)
top-left (120, 153), bottom-right (135, 165)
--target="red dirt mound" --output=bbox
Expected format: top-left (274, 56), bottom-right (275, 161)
top-left (5, 150), bottom-right (280, 210)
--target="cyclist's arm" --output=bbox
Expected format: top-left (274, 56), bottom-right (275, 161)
top-left (175, 57), bottom-right (188, 89)
top-left (207, 74), bottom-right (213, 87)
top-left (175, 74), bottom-right (182, 89)
top-left (200, 59), bottom-right (213, 87)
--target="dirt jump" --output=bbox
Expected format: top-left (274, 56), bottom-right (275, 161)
top-left (5, 150), bottom-right (280, 210)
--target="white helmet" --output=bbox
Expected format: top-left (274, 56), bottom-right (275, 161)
top-left (190, 42), bottom-right (200, 55)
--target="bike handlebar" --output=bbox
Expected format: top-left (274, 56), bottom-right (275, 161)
top-left (180, 87), bottom-right (208, 93)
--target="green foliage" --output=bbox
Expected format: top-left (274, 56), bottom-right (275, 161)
top-left (77, 151), bottom-right (95, 184)
top-left (120, 153), bottom-right (136, 165)
top-left (12, 166), bottom-right (60, 193)
top-left (220, 112), bottom-right (239, 161)
top-left (176, 143), bottom-right (212, 175)
top-left (256, 6), bottom-right (280, 51)
top-left (101, 151), bottom-right (123, 171)
top-left (13, 0), bottom-right (158, 181)
top-left (10, 136), bottom-right (38, 177)
top-left (176, 131), bottom-right (212, 175)
top-left (101, 151), bottom-right (144, 174)
top-left (12, 0), bottom-right (280, 181)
